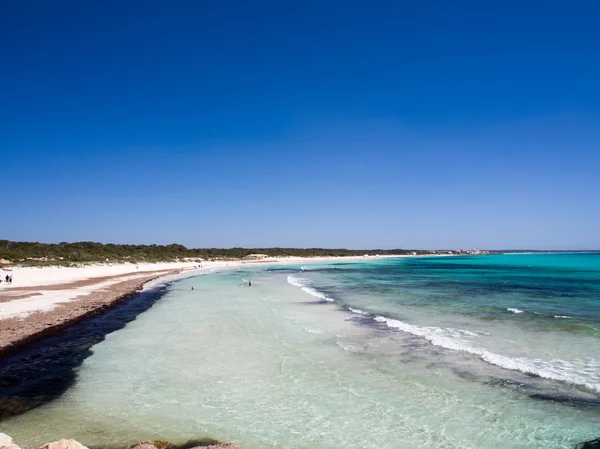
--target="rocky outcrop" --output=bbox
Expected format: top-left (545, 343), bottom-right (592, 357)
top-left (38, 440), bottom-right (89, 449)
top-left (0, 435), bottom-right (244, 449)
top-left (0, 433), bottom-right (21, 449)
top-left (0, 443), bottom-right (20, 449)
top-left (0, 433), bottom-right (13, 446)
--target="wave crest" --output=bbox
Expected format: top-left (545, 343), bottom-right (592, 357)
top-left (373, 315), bottom-right (600, 393)
top-left (287, 274), bottom-right (335, 302)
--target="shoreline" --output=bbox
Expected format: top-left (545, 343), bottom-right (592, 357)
top-left (0, 255), bottom-right (406, 358)
top-left (2, 254), bottom-right (598, 449)
top-left (0, 269), bottom-right (182, 357)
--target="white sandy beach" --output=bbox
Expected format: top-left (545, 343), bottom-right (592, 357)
top-left (0, 255), bottom-right (405, 322)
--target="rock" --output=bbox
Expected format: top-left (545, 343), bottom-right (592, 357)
top-left (0, 433), bottom-right (20, 449)
top-left (0, 434), bottom-right (13, 446)
top-left (38, 440), bottom-right (88, 449)
top-left (129, 441), bottom-right (241, 449)
top-left (576, 437), bottom-right (600, 449)
top-left (130, 442), bottom-right (175, 449)
top-left (195, 444), bottom-right (244, 449)
top-left (176, 439), bottom-right (221, 449)
top-left (129, 445), bottom-right (156, 449)
top-left (0, 444), bottom-right (20, 449)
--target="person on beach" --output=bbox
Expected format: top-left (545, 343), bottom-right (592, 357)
top-left (239, 283), bottom-right (242, 288)
top-left (4, 274), bottom-right (8, 283)
top-left (248, 279), bottom-right (252, 287)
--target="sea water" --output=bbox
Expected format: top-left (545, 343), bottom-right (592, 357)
top-left (1, 254), bottom-right (599, 448)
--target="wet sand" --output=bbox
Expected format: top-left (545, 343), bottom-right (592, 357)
top-left (0, 269), bottom-right (181, 357)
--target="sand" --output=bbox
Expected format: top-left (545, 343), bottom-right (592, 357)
top-left (0, 255), bottom-right (404, 356)
top-left (0, 262), bottom-right (204, 355)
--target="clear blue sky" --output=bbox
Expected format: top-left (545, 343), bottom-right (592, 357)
top-left (1, 1), bottom-right (599, 249)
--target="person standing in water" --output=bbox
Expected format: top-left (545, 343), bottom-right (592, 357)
top-left (248, 279), bottom-right (252, 287)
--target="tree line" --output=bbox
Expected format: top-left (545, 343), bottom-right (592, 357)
top-left (0, 240), bottom-right (437, 265)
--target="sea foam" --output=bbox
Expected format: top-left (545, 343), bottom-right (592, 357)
top-left (349, 307), bottom-right (368, 315)
top-left (373, 315), bottom-right (600, 393)
top-left (288, 267), bottom-right (600, 394)
top-left (287, 274), bottom-right (334, 302)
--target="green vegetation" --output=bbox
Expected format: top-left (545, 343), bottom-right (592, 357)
top-left (0, 240), bottom-right (439, 265)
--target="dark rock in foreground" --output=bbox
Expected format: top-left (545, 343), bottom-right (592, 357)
top-left (576, 437), bottom-right (600, 449)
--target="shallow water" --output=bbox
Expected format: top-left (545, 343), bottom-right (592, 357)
top-left (1, 255), bottom-right (600, 448)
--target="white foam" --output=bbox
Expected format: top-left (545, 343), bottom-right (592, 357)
top-left (286, 274), bottom-right (306, 288)
top-left (554, 315), bottom-right (572, 319)
top-left (287, 274), bottom-right (334, 302)
top-left (300, 264), bottom-right (334, 271)
top-left (507, 308), bottom-right (524, 314)
top-left (455, 329), bottom-right (479, 337)
top-left (336, 341), bottom-right (362, 352)
top-left (349, 307), bottom-right (368, 315)
top-left (374, 315), bottom-right (600, 393)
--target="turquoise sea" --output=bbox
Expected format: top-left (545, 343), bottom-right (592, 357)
top-left (1, 253), bottom-right (599, 448)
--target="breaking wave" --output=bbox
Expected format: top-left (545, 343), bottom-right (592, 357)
top-left (287, 274), bottom-right (335, 302)
top-left (285, 266), bottom-right (600, 395)
top-left (373, 315), bottom-right (600, 393)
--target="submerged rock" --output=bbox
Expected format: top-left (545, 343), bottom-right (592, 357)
top-left (130, 442), bottom-right (175, 449)
top-left (176, 439), bottom-right (222, 448)
top-left (23, 438), bottom-right (243, 449)
top-left (128, 439), bottom-right (242, 449)
top-left (195, 444), bottom-right (244, 449)
top-left (129, 445), bottom-right (156, 449)
top-left (37, 440), bottom-right (88, 449)
top-left (576, 437), bottom-right (600, 449)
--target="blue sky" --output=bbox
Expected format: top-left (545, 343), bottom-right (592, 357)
top-left (1, 1), bottom-right (599, 249)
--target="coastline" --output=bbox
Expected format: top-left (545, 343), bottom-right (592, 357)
top-left (0, 269), bottom-right (180, 357)
top-left (1, 253), bottom-right (598, 449)
top-left (0, 255), bottom-right (404, 358)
